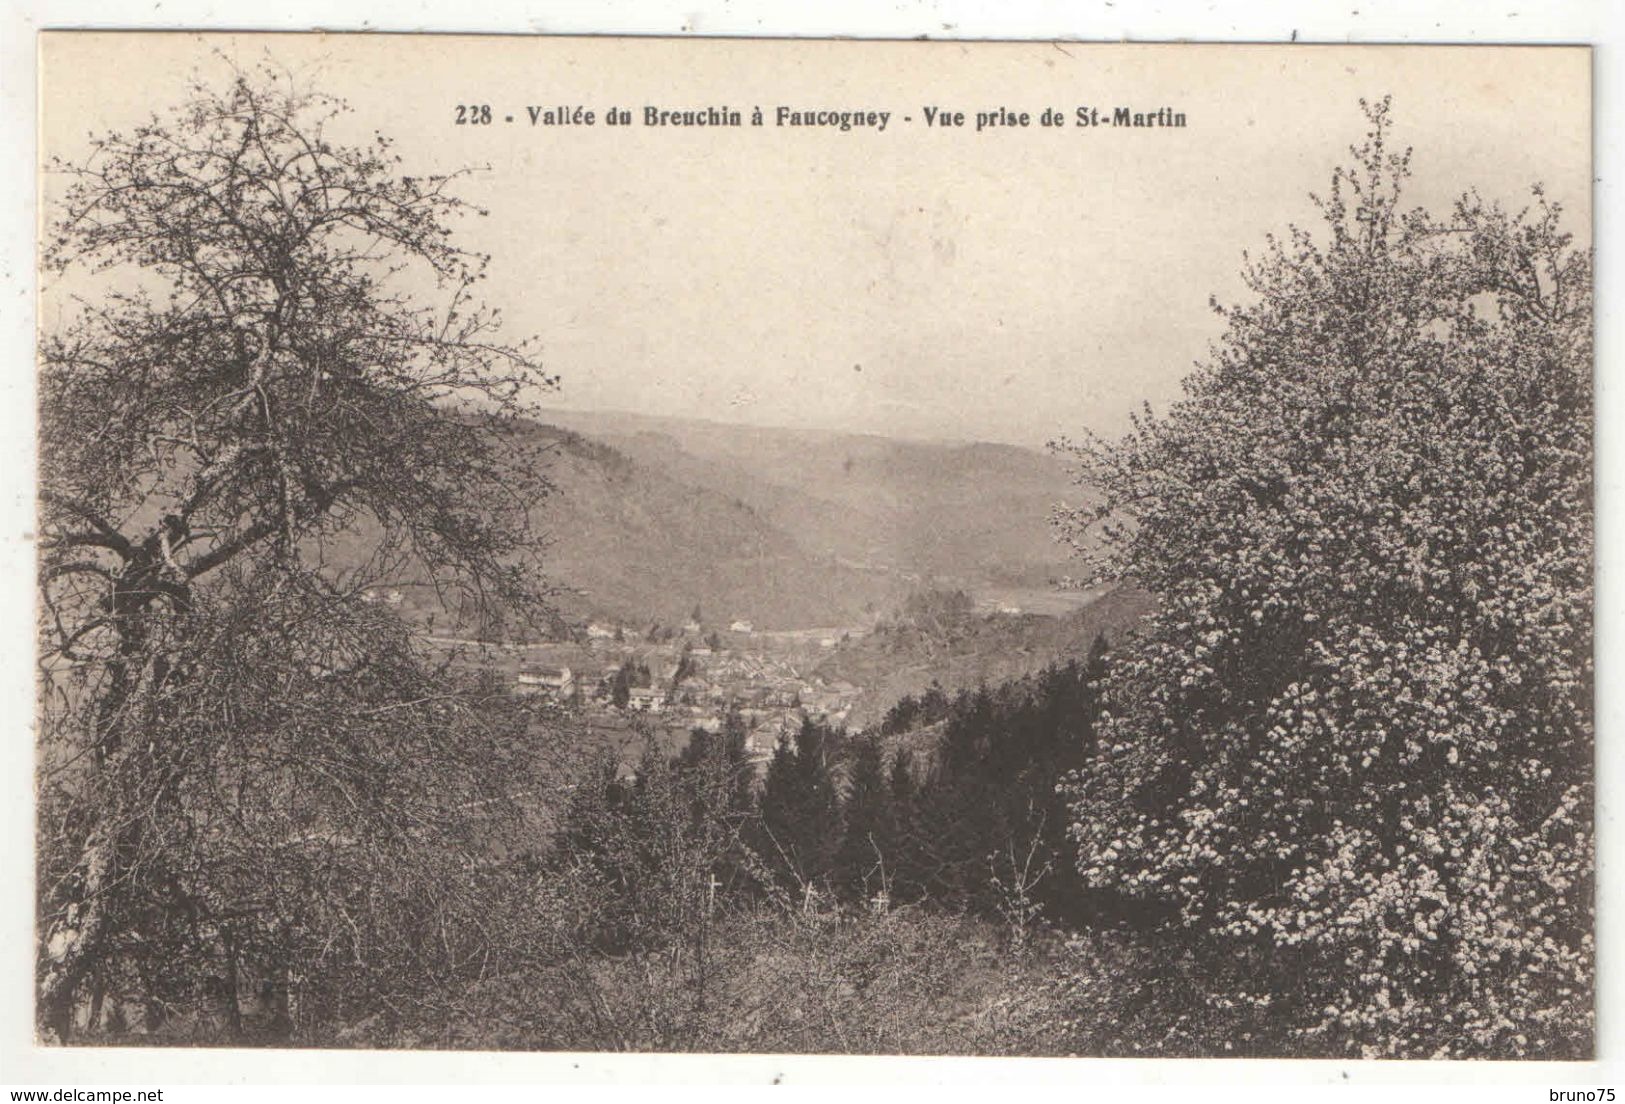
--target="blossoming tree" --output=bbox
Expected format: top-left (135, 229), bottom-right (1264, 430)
top-left (1055, 99), bottom-right (1592, 1057)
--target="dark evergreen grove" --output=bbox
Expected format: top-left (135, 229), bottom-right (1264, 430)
top-left (556, 644), bottom-right (1114, 930)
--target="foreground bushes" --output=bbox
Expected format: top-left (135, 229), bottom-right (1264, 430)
top-left (379, 907), bottom-right (1062, 1054)
top-left (70, 879), bottom-right (1592, 1058)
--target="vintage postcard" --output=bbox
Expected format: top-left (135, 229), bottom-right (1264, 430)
top-left (30, 32), bottom-right (1593, 1064)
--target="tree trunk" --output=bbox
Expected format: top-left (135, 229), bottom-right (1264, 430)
top-left (38, 829), bottom-right (114, 1043)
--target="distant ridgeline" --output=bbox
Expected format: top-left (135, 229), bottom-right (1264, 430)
top-left (529, 409), bottom-right (1091, 631)
top-left (324, 409), bottom-right (1102, 640)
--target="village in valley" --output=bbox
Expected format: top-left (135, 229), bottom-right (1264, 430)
top-left (415, 602), bottom-right (874, 766)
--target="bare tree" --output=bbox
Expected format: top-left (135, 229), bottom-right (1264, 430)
top-left (37, 67), bottom-right (557, 1041)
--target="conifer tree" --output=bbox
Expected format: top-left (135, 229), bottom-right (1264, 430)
top-left (673, 708), bottom-right (759, 894)
top-left (833, 735), bottom-right (895, 902)
top-left (886, 749), bottom-right (923, 904)
top-left (755, 718), bottom-right (842, 895)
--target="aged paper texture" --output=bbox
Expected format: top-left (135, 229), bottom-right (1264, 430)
top-left (31, 32), bottom-right (1592, 1065)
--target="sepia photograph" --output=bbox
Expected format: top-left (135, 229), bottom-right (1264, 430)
top-left (26, 31), bottom-right (1594, 1068)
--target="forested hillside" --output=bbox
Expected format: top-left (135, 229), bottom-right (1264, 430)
top-left (541, 408), bottom-right (1084, 585)
top-left (529, 423), bottom-right (902, 628)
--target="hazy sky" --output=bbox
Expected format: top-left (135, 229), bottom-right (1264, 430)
top-left (41, 35), bottom-right (1591, 447)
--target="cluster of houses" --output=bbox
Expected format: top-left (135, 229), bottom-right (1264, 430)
top-left (514, 664), bottom-right (576, 698)
top-left (509, 625), bottom-right (864, 755)
top-left (582, 618), bottom-right (754, 641)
